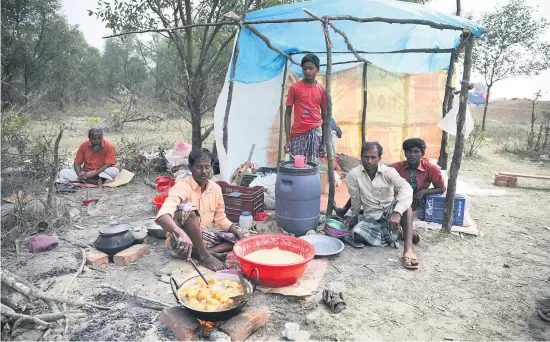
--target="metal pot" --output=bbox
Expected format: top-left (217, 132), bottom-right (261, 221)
top-left (170, 269), bottom-right (259, 322)
top-left (94, 224), bottom-right (135, 255)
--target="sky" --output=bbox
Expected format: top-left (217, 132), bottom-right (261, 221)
top-left (62, 0), bottom-right (550, 100)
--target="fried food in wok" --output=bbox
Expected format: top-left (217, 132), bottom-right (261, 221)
top-left (178, 278), bottom-right (244, 311)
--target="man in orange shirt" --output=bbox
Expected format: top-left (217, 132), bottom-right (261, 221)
top-left (156, 148), bottom-right (247, 271)
top-left (58, 128), bottom-right (119, 185)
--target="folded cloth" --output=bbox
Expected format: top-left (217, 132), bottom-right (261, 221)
top-left (323, 289), bottom-right (346, 313)
top-left (28, 235), bottom-right (59, 253)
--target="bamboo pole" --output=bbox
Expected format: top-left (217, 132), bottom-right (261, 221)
top-left (319, 16), bottom-right (336, 218)
top-left (225, 12), bottom-right (300, 66)
top-left (291, 48), bottom-right (455, 55)
top-left (442, 31), bottom-right (474, 232)
top-left (438, 51), bottom-right (455, 170)
top-left (303, 9), bottom-right (368, 64)
top-left (361, 63), bottom-right (368, 145)
top-left (222, 3), bottom-right (250, 151)
top-left (243, 15), bottom-right (465, 31)
top-left (102, 21), bottom-right (235, 39)
top-left (277, 58), bottom-right (289, 164)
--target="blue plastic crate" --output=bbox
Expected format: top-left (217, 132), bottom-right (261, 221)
top-left (422, 194), bottom-right (466, 226)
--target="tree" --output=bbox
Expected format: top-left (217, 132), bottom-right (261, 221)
top-left (102, 38), bottom-right (147, 93)
top-left (527, 90), bottom-right (544, 149)
top-left (473, 0), bottom-right (550, 131)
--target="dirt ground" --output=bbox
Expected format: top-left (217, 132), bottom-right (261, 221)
top-left (2, 141), bottom-right (550, 341)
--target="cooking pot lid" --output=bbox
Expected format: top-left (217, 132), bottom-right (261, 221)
top-left (99, 224), bottom-right (132, 236)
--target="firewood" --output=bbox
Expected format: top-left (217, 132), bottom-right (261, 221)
top-left (1, 271), bottom-right (109, 310)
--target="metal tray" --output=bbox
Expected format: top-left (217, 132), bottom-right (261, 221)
top-left (299, 235), bottom-right (345, 257)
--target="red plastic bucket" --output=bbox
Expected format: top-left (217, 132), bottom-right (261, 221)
top-left (154, 176), bottom-right (174, 186)
top-left (153, 193), bottom-right (169, 210)
top-left (233, 234), bottom-right (315, 288)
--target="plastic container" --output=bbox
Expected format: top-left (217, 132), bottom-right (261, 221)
top-left (294, 155), bottom-right (306, 168)
top-left (421, 194), bottom-right (466, 226)
top-left (152, 193), bottom-right (169, 210)
top-left (275, 161), bottom-right (321, 236)
top-left (217, 181), bottom-right (264, 222)
top-left (154, 176), bottom-right (174, 186)
top-left (239, 211), bottom-right (254, 230)
top-left (233, 234), bottom-right (315, 288)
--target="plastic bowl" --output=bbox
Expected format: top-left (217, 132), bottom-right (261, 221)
top-left (152, 193), bottom-right (169, 210)
top-left (325, 226), bottom-right (346, 236)
top-left (154, 176), bottom-right (174, 186)
top-left (325, 218), bottom-right (346, 231)
top-left (233, 234), bottom-right (315, 288)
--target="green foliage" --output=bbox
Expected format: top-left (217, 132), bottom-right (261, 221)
top-left (464, 121), bottom-right (486, 157)
top-left (473, 0), bottom-right (550, 87)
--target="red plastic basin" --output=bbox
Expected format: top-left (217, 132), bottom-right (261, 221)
top-left (233, 234), bottom-right (315, 288)
top-left (154, 176), bottom-right (174, 186)
top-left (153, 193), bottom-right (169, 210)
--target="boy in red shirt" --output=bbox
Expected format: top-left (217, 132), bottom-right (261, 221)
top-left (284, 54), bottom-right (327, 164)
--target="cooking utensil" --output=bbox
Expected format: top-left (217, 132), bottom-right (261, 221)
top-left (152, 193), bottom-right (168, 210)
top-left (170, 268), bottom-right (259, 322)
top-left (229, 263), bottom-right (259, 304)
top-left (325, 218), bottom-right (346, 231)
top-left (94, 223), bottom-right (135, 255)
top-left (144, 221), bottom-right (166, 239)
top-left (299, 235), bottom-right (345, 257)
top-left (233, 234), bottom-right (315, 288)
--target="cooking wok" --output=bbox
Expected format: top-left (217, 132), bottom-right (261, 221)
top-left (170, 268), bottom-right (259, 322)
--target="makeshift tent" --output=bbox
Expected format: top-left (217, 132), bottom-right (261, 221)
top-left (213, 0), bottom-right (484, 181)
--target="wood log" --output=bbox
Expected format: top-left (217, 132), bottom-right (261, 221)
top-left (0, 303), bottom-right (50, 327)
top-left (442, 32), bottom-right (474, 232)
top-left (1, 271), bottom-right (110, 310)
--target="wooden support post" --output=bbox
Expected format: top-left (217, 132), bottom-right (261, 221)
top-left (361, 62), bottom-right (368, 145)
top-left (438, 51), bottom-right (455, 170)
top-left (222, 2), bottom-right (250, 151)
top-left (442, 32), bottom-right (474, 232)
top-left (320, 17), bottom-right (336, 218)
top-left (277, 59), bottom-right (289, 164)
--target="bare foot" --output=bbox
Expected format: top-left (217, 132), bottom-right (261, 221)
top-left (403, 250), bottom-right (419, 270)
top-left (199, 254), bottom-right (226, 271)
top-left (210, 252), bottom-right (228, 262)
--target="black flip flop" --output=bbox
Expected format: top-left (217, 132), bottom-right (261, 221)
top-left (343, 235), bottom-right (364, 248)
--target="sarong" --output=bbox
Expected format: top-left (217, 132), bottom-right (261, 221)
top-left (351, 200), bottom-right (399, 248)
top-left (165, 201), bottom-right (248, 258)
top-left (291, 127), bottom-right (322, 164)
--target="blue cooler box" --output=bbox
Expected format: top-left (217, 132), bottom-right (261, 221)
top-left (420, 194), bottom-right (466, 226)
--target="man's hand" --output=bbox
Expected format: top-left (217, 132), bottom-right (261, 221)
top-left (174, 231), bottom-right (193, 259)
top-left (78, 173), bottom-right (87, 182)
top-left (229, 225), bottom-right (245, 240)
top-left (319, 144), bottom-right (326, 158)
top-left (284, 141), bottom-right (291, 154)
top-left (388, 211), bottom-right (402, 232)
top-left (413, 189), bottom-right (426, 202)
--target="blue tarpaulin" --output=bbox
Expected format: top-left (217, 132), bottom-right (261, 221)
top-left (234, 0), bottom-right (484, 83)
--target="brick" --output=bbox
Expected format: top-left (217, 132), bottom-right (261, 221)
top-left (494, 180), bottom-right (508, 187)
top-left (86, 249), bottom-right (108, 266)
top-left (495, 175), bottom-right (517, 182)
top-left (159, 307), bottom-right (199, 341)
top-left (507, 181), bottom-right (517, 188)
top-left (113, 244), bottom-right (149, 266)
top-left (219, 307), bottom-right (268, 341)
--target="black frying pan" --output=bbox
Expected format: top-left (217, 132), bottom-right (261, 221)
top-left (170, 268), bottom-right (259, 322)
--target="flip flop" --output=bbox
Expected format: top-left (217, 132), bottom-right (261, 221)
top-left (343, 235), bottom-right (364, 248)
top-left (402, 256), bottom-right (419, 270)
